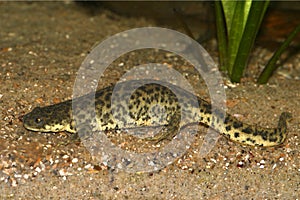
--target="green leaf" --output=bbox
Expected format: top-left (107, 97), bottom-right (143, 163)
top-left (230, 1), bottom-right (269, 82)
top-left (257, 24), bottom-right (300, 84)
top-left (221, 0), bottom-right (253, 76)
top-left (215, 0), bottom-right (227, 71)
top-left (221, 0), bottom-right (237, 34)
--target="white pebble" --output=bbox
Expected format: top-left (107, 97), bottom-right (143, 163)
top-left (84, 164), bottom-right (92, 169)
top-left (279, 157), bottom-right (284, 161)
top-left (23, 174), bottom-right (29, 179)
top-left (35, 167), bottom-right (42, 173)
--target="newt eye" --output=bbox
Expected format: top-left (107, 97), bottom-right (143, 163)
top-left (35, 117), bottom-right (44, 126)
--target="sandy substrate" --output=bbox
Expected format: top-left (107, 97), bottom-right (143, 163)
top-left (0, 2), bottom-right (299, 199)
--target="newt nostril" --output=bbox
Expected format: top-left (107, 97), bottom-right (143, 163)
top-left (19, 115), bottom-right (24, 122)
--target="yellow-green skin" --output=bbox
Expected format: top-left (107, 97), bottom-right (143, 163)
top-left (23, 80), bottom-right (291, 147)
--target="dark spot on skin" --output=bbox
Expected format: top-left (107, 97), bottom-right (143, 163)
top-left (252, 130), bottom-right (258, 136)
top-left (234, 132), bottom-right (240, 138)
top-left (148, 88), bottom-right (154, 94)
top-left (150, 96), bottom-right (154, 102)
top-left (203, 104), bottom-right (212, 114)
top-left (242, 127), bottom-right (253, 134)
top-left (103, 113), bottom-right (110, 120)
top-left (135, 91), bottom-right (142, 98)
top-left (256, 130), bottom-right (268, 140)
top-left (225, 133), bottom-right (230, 138)
top-left (233, 121), bottom-right (243, 129)
top-left (130, 93), bottom-right (137, 100)
top-left (207, 117), bottom-right (210, 122)
top-left (135, 99), bottom-right (141, 107)
top-left (142, 115), bottom-right (151, 122)
top-left (108, 119), bottom-right (114, 125)
top-left (145, 98), bottom-right (151, 104)
top-left (224, 116), bottom-right (231, 124)
top-left (276, 132), bottom-right (285, 143)
top-left (246, 138), bottom-right (256, 144)
top-left (211, 116), bottom-right (215, 122)
top-left (154, 86), bottom-right (160, 92)
top-left (268, 137), bottom-right (277, 142)
top-left (139, 85), bottom-right (147, 93)
top-left (129, 111), bottom-right (135, 119)
top-left (226, 125), bottom-right (231, 131)
top-left (105, 93), bottom-right (111, 101)
top-left (96, 99), bottom-right (104, 106)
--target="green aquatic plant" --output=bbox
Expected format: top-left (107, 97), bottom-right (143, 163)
top-left (215, 0), bottom-right (300, 83)
top-left (257, 24), bottom-right (300, 84)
